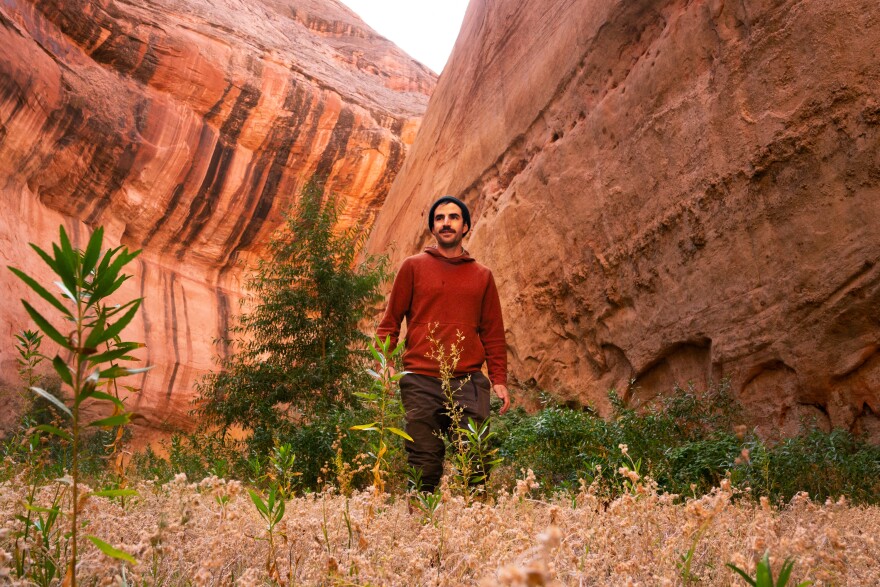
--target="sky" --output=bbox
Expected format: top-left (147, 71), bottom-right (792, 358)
top-left (337, 0), bottom-right (470, 74)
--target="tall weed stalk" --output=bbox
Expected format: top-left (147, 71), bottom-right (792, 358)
top-left (8, 225), bottom-right (148, 584)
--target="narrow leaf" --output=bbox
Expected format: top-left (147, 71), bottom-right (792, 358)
top-left (87, 343), bottom-right (140, 364)
top-left (29, 243), bottom-right (60, 275)
top-left (86, 535), bottom-right (137, 564)
top-left (98, 365), bottom-right (132, 379)
top-left (249, 490), bottom-right (269, 516)
top-left (777, 559), bottom-right (795, 587)
top-left (82, 226), bottom-right (104, 276)
top-left (24, 503), bottom-right (61, 515)
top-left (29, 386), bottom-right (72, 417)
top-left (51, 241), bottom-right (77, 297)
top-left (89, 390), bottom-right (125, 409)
top-left (34, 424), bottom-right (72, 441)
top-left (369, 344), bottom-right (384, 367)
top-left (7, 267), bottom-right (73, 317)
top-left (88, 300), bottom-right (141, 348)
top-left (88, 413), bottom-right (131, 428)
top-left (54, 280), bottom-right (78, 303)
top-left (83, 311), bottom-right (107, 350)
top-left (92, 489), bottom-right (138, 498)
top-left (387, 427), bottom-right (414, 441)
top-left (125, 366), bottom-right (153, 375)
top-left (349, 423), bottom-right (379, 431)
top-left (52, 355), bottom-right (73, 386)
top-left (22, 301), bottom-right (70, 349)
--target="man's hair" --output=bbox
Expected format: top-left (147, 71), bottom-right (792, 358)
top-left (428, 195), bottom-right (471, 234)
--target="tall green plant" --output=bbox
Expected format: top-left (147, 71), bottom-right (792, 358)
top-left (8, 225), bottom-right (148, 585)
top-left (350, 335), bottom-right (412, 494)
top-left (15, 329), bottom-right (44, 394)
top-left (197, 181), bottom-right (388, 451)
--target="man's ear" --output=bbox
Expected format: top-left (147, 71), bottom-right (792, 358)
top-left (463, 223), bottom-right (470, 236)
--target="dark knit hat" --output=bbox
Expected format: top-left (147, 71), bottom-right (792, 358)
top-left (428, 195), bottom-right (471, 233)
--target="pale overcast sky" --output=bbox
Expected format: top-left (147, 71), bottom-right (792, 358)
top-left (337, 0), bottom-right (470, 74)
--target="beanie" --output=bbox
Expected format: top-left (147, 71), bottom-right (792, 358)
top-left (428, 195), bottom-right (471, 233)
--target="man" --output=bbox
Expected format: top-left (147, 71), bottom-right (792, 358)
top-left (377, 195), bottom-right (509, 493)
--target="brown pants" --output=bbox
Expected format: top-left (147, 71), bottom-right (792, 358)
top-left (399, 372), bottom-right (492, 492)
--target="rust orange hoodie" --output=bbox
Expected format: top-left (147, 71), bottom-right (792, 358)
top-left (377, 246), bottom-right (507, 386)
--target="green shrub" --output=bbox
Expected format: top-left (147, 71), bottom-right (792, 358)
top-left (196, 181), bottom-right (388, 456)
top-left (496, 382), bottom-right (880, 505)
top-left (735, 428), bottom-right (880, 504)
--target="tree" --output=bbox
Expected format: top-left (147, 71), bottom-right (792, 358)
top-left (197, 181), bottom-right (388, 449)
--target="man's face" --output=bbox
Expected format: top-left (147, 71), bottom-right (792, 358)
top-left (431, 202), bottom-right (469, 249)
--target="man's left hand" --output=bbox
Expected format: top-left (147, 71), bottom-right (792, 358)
top-left (493, 384), bottom-right (511, 414)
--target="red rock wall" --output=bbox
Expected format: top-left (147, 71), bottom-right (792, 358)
top-left (0, 0), bottom-right (435, 429)
top-left (368, 0), bottom-right (880, 438)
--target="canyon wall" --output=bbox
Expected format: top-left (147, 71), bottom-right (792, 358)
top-left (368, 0), bottom-right (880, 438)
top-left (0, 0), bottom-right (435, 429)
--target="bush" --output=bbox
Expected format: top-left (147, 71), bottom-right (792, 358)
top-left (196, 181), bottom-right (388, 456)
top-left (496, 382), bottom-right (880, 504)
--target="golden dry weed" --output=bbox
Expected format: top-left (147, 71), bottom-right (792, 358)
top-left (2, 472), bottom-right (879, 585)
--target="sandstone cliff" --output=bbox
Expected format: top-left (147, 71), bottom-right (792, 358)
top-left (0, 0), bottom-right (435, 429)
top-left (368, 0), bottom-right (880, 438)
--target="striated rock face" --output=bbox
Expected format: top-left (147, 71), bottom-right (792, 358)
top-left (368, 0), bottom-right (880, 438)
top-left (0, 0), bottom-right (435, 430)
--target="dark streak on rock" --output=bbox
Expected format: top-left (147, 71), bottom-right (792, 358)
top-left (166, 272), bottom-right (180, 398)
top-left (174, 84), bottom-right (262, 257)
top-left (216, 289), bottom-right (230, 360)
top-left (132, 35), bottom-right (159, 86)
top-left (314, 106), bottom-right (355, 179)
top-left (143, 124), bottom-right (216, 247)
top-left (84, 142), bottom-right (137, 225)
top-left (135, 258), bottom-right (151, 410)
top-left (233, 83), bottom-right (313, 255)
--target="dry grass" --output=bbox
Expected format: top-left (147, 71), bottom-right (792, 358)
top-left (2, 470), bottom-right (879, 586)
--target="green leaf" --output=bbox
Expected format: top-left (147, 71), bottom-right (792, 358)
top-left (54, 280), bottom-right (77, 303)
top-left (89, 390), bottom-right (126, 409)
top-left (92, 489), bottom-right (138, 498)
top-left (387, 427), bottom-right (414, 441)
top-left (726, 563), bottom-right (758, 586)
top-left (87, 300), bottom-right (141, 348)
top-left (25, 503), bottom-right (61, 515)
top-left (249, 489), bottom-right (269, 516)
top-left (777, 558), bottom-right (795, 587)
top-left (29, 386), bottom-right (72, 417)
top-left (29, 242), bottom-right (60, 275)
top-left (125, 366), bottom-right (153, 375)
top-left (369, 344), bottom-right (384, 368)
top-left (88, 413), bottom-right (131, 428)
top-left (52, 239), bottom-right (77, 298)
top-left (22, 301), bottom-right (70, 349)
top-left (87, 343), bottom-right (141, 365)
top-left (98, 365), bottom-right (133, 380)
top-left (82, 226), bottom-right (104, 276)
top-left (366, 368), bottom-right (380, 380)
top-left (34, 424), bottom-right (72, 441)
top-left (273, 498), bottom-right (286, 525)
top-left (83, 311), bottom-right (107, 350)
top-left (58, 225), bottom-right (75, 260)
top-left (756, 552), bottom-right (773, 586)
top-left (52, 355), bottom-right (73, 386)
top-left (350, 423), bottom-right (379, 431)
top-left (7, 267), bottom-right (73, 318)
top-left (86, 535), bottom-right (137, 564)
